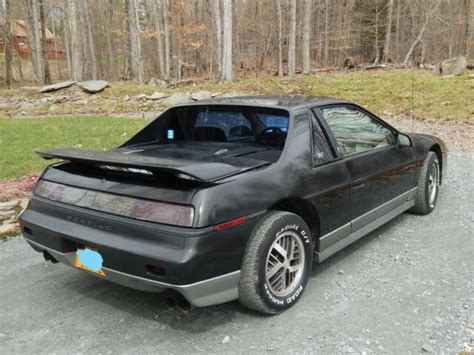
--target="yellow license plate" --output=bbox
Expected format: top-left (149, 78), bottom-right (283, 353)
top-left (75, 248), bottom-right (106, 276)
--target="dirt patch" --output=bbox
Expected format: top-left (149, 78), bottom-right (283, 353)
top-left (0, 175), bottom-right (38, 202)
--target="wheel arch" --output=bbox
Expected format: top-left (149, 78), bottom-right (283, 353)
top-left (270, 198), bottom-right (320, 243)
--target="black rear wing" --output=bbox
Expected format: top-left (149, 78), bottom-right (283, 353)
top-left (36, 148), bottom-right (267, 182)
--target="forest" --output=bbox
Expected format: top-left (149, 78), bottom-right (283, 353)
top-left (0, 0), bottom-right (472, 87)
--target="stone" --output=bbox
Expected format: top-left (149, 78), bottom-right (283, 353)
top-left (432, 56), bottom-right (467, 76)
top-left (123, 95), bottom-right (130, 102)
top-left (148, 78), bottom-right (167, 87)
top-left (219, 92), bottom-right (241, 98)
top-left (77, 80), bottom-right (109, 93)
top-left (191, 91), bottom-right (212, 101)
top-left (135, 94), bottom-right (148, 101)
top-left (422, 344), bottom-right (435, 353)
top-left (0, 201), bottom-right (20, 212)
top-left (161, 92), bottom-right (192, 106)
top-left (221, 335), bottom-right (231, 344)
top-left (38, 80), bottom-right (75, 93)
top-left (147, 92), bottom-right (168, 100)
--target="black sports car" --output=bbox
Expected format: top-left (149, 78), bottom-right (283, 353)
top-left (20, 96), bottom-right (447, 314)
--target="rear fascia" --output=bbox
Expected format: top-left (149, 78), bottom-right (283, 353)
top-left (19, 195), bottom-right (262, 285)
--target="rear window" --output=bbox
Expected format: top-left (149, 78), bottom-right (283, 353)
top-left (127, 105), bottom-right (290, 149)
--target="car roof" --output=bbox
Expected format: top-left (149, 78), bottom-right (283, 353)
top-left (175, 95), bottom-right (353, 111)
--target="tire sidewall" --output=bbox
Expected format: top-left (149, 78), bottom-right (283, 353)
top-left (256, 214), bottom-right (313, 312)
top-left (423, 156), bottom-right (439, 212)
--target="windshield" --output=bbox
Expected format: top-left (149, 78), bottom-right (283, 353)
top-left (127, 105), bottom-right (290, 149)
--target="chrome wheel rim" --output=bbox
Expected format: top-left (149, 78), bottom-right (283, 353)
top-left (265, 231), bottom-right (305, 298)
top-left (428, 161), bottom-right (439, 208)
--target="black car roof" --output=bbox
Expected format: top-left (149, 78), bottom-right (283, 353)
top-left (175, 95), bottom-right (352, 110)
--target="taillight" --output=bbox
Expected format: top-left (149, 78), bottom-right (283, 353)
top-left (34, 180), bottom-right (194, 227)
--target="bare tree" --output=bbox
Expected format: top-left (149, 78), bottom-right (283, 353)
top-left (403, 0), bottom-right (442, 65)
top-left (126, 0), bottom-right (143, 82)
top-left (221, 0), bottom-right (233, 81)
top-left (38, 0), bottom-right (51, 84)
top-left (81, 0), bottom-right (98, 80)
top-left (276, 0), bottom-right (284, 77)
top-left (162, 0), bottom-right (171, 79)
top-left (147, 0), bottom-right (165, 78)
top-left (302, 0), bottom-right (312, 74)
top-left (465, 0), bottom-right (473, 57)
top-left (4, 0), bottom-right (13, 87)
top-left (65, 0), bottom-right (83, 81)
top-left (324, 0), bottom-right (329, 65)
top-left (26, 0), bottom-right (45, 84)
top-left (212, 0), bottom-right (223, 76)
top-left (382, 0), bottom-right (394, 63)
top-left (288, 0), bottom-right (297, 75)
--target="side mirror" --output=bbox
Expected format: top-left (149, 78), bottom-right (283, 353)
top-left (397, 133), bottom-right (412, 147)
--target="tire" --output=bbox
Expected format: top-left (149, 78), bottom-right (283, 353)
top-left (410, 152), bottom-right (440, 215)
top-left (238, 211), bottom-right (314, 314)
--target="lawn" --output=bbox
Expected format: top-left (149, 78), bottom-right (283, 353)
top-left (1, 70), bottom-right (472, 123)
top-left (0, 116), bottom-right (147, 180)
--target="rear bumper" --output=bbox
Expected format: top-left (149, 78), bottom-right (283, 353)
top-left (19, 196), bottom-right (262, 307)
top-left (24, 238), bottom-right (240, 307)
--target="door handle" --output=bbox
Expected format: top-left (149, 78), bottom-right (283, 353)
top-left (352, 182), bottom-right (366, 190)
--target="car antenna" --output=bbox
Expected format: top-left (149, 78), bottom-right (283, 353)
top-left (410, 49), bottom-right (415, 133)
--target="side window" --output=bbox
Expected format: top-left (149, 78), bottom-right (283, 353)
top-left (310, 112), bottom-right (334, 166)
top-left (321, 106), bottom-right (395, 157)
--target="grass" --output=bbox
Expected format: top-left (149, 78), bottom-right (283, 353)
top-left (1, 70), bottom-right (472, 123)
top-left (0, 116), bottom-right (147, 180)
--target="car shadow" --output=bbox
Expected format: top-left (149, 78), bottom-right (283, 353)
top-left (63, 212), bottom-right (414, 332)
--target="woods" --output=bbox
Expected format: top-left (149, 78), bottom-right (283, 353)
top-left (0, 0), bottom-right (473, 87)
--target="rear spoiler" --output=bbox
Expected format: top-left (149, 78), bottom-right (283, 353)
top-left (36, 148), bottom-right (267, 182)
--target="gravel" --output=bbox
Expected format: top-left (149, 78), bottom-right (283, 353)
top-left (1, 156), bottom-right (473, 354)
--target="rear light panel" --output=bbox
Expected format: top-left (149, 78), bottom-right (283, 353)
top-left (34, 180), bottom-right (194, 227)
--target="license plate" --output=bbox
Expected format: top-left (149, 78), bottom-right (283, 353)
top-left (75, 248), bottom-right (105, 276)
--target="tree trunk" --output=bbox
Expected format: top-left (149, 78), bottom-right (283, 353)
top-left (4, 0), bottom-right (13, 87)
top-left (26, 0), bottom-right (45, 84)
top-left (126, 0), bottom-right (143, 82)
top-left (162, 0), bottom-right (171, 80)
top-left (106, 0), bottom-right (117, 80)
top-left (302, 0), bottom-right (312, 74)
top-left (276, 0), bottom-right (284, 77)
top-left (465, 0), bottom-right (472, 57)
top-left (373, 4), bottom-right (380, 65)
top-left (403, 0), bottom-right (442, 65)
top-left (395, 0), bottom-right (401, 62)
top-left (221, 0), bottom-right (233, 81)
top-left (288, 0), bottom-right (297, 76)
top-left (324, 0), bottom-right (329, 65)
top-left (38, 0), bottom-right (51, 84)
top-left (82, 0), bottom-right (98, 80)
top-left (147, 0), bottom-right (165, 78)
top-left (382, 0), bottom-right (394, 63)
top-left (65, 0), bottom-right (83, 81)
top-left (212, 0), bottom-right (223, 76)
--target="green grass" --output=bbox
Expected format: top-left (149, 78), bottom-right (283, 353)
top-left (1, 70), bottom-right (472, 122)
top-left (0, 116), bottom-right (147, 180)
top-left (199, 71), bottom-right (474, 123)
top-left (108, 70), bottom-right (474, 123)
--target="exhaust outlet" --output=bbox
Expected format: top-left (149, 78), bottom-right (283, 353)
top-left (165, 292), bottom-right (193, 313)
top-left (43, 250), bottom-right (59, 264)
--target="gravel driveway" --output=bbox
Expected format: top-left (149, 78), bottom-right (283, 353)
top-left (1, 156), bottom-right (473, 354)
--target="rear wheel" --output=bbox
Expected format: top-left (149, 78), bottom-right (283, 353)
top-left (411, 152), bottom-right (440, 214)
top-left (238, 211), bottom-right (313, 314)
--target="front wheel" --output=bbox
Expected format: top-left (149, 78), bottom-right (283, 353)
top-left (238, 211), bottom-right (313, 314)
top-left (410, 152), bottom-right (440, 214)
